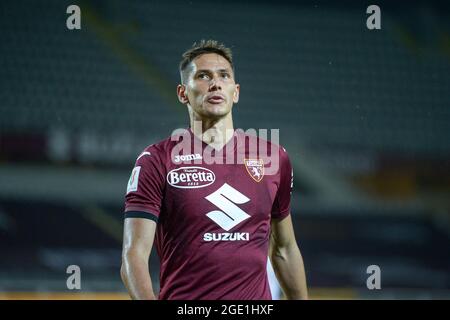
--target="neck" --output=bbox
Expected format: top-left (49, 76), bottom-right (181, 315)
top-left (188, 107), bottom-right (235, 149)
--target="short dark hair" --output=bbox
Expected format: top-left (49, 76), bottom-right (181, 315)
top-left (179, 40), bottom-right (234, 83)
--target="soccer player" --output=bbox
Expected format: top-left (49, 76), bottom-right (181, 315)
top-left (120, 40), bottom-right (308, 300)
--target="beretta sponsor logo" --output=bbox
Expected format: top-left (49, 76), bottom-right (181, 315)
top-left (167, 166), bottom-right (215, 189)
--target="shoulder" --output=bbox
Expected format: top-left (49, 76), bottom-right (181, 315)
top-left (134, 128), bottom-right (190, 166)
top-left (236, 129), bottom-right (290, 158)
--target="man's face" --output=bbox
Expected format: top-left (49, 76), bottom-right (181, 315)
top-left (179, 53), bottom-right (240, 119)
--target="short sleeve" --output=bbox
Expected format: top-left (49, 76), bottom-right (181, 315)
top-left (271, 147), bottom-right (293, 220)
top-left (124, 147), bottom-right (165, 222)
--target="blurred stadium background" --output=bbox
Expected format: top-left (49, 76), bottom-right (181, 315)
top-left (0, 0), bottom-right (449, 299)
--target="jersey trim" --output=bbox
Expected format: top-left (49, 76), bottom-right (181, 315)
top-left (124, 211), bottom-right (158, 223)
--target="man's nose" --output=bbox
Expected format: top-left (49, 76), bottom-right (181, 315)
top-left (208, 77), bottom-right (222, 91)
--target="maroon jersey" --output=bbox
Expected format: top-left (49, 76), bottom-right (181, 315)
top-left (124, 128), bottom-right (293, 300)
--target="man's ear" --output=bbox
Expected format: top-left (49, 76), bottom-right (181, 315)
top-left (233, 84), bottom-right (240, 103)
top-left (177, 84), bottom-right (189, 104)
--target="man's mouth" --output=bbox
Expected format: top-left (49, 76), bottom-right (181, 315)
top-left (207, 95), bottom-right (225, 104)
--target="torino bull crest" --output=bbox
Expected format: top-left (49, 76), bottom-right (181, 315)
top-left (244, 159), bottom-right (264, 182)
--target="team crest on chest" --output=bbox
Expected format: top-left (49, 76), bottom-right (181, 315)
top-left (244, 159), bottom-right (264, 182)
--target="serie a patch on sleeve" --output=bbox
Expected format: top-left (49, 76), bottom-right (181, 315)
top-left (127, 166), bottom-right (141, 194)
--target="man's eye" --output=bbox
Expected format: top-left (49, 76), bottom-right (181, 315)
top-left (198, 73), bottom-right (210, 80)
top-left (221, 73), bottom-right (230, 79)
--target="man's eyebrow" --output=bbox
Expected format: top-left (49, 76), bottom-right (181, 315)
top-left (217, 68), bottom-right (232, 73)
top-left (195, 68), bottom-right (232, 74)
top-left (194, 69), bottom-right (211, 74)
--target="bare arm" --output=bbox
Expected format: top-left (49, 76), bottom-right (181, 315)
top-left (270, 214), bottom-right (308, 300)
top-left (121, 218), bottom-right (157, 300)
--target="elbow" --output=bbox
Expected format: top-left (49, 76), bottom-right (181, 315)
top-left (120, 258), bottom-right (128, 285)
top-left (120, 248), bottom-right (147, 282)
top-left (271, 241), bottom-right (299, 262)
top-left (270, 241), bottom-right (288, 259)
top-left (270, 246), bottom-right (287, 264)
top-left (121, 249), bottom-right (132, 284)
top-left (120, 262), bottom-right (126, 279)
